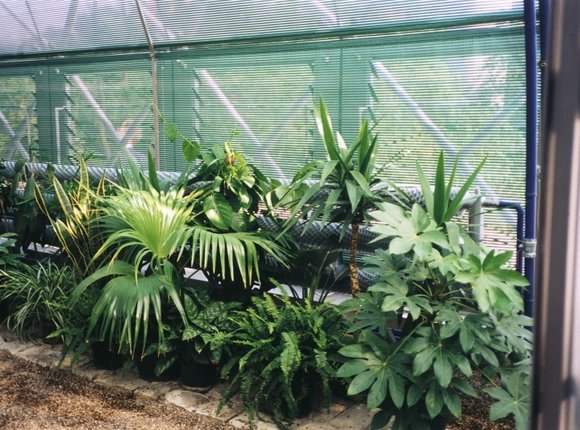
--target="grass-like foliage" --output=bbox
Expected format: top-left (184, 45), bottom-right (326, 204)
top-left (0, 261), bottom-right (81, 339)
top-left (218, 293), bottom-right (348, 428)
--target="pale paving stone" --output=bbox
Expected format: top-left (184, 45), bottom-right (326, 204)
top-left (72, 366), bottom-right (112, 381)
top-left (165, 389), bottom-right (210, 412)
top-left (0, 342), bottom-right (27, 354)
top-left (58, 353), bottom-right (92, 370)
top-left (93, 373), bottom-right (148, 392)
top-left (293, 422), bottom-right (338, 430)
top-left (150, 380), bottom-right (181, 396)
top-left (134, 386), bottom-right (159, 400)
top-left (311, 400), bottom-right (349, 421)
top-left (227, 412), bottom-right (279, 430)
top-left (19, 344), bottom-right (62, 367)
top-left (328, 404), bottom-right (373, 430)
top-left (113, 376), bottom-right (150, 392)
top-left (93, 373), bottom-right (125, 388)
top-left (197, 382), bottom-right (228, 402)
top-left (193, 399), bottom-right (244, 421)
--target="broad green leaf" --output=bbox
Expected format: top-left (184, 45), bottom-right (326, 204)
top-left (345, 179), bottom-right (363, 213)
top-left (368, 369), bottom-right (389, 409)
top-left (416, 162), bottom-right (434, 217)
top-left (147, 151), bottom-right (160, 192)
top-left (350, 170), bottom-right (375, 198)
top-left (433, 350), bottom-right (453, 387)
top-left (348, 370), bottom-right (377, 396)
top-left (442, 389), bottom-right (462, 418)
top-left (445, 156), bottom-right (486, 221)
top-left (485, 372), bottom-right (530, 430)
top-left (336, 359), bottom-right (370, 378)
top-left (182, 138), bottom-right (201, 162)
top-left (371, 410), bottom-right (394, 430)
top-left (425, 384), bottom-right (444, 418)
top-left (165, 122), bottom-right (180, 143)
top-left (432, 152), bottom-right (447, 224)
top-left (203, 194), bottom-right (234, 230)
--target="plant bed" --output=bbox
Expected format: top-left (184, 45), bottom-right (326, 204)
top-left (447, 372), bottom-right (516, 430)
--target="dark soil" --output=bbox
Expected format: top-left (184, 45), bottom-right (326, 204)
top-left (447, 373), bottom-right (516, 430)
top-left (0, 349), bottom-right (235, 430)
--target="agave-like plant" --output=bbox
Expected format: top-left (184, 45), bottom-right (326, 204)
top-left (36, 159), bottom-right (107, 280)
top-left (279, 98), bottom-right (383, 296)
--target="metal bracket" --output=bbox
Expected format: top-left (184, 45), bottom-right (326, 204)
top-left (524, 238), bottom-right (537, 258)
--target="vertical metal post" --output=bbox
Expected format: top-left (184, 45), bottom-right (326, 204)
top-left (135, 0), bottom-right (160, 170)
top-left (523, 0), bottom-right (539, 318)
top-left (532, 0), bottom-right (580, 427)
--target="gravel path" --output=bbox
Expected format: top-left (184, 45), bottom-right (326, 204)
top-left (0, 349), bottom-right (235, 430)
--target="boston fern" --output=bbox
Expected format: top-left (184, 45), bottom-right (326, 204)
top-left (218, 293), bottom-right (348, 428)
top-left (337, 156), bottom-right (532, 430)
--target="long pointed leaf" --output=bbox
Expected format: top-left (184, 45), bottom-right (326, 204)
top-left (445, 156), bottom-right (487, 220)
top-left (417, 162), bottom-right (434, 216)
top-left (433, 152), bottom-right (447, 224)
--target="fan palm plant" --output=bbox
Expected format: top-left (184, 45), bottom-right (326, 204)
top-left (279, 98), bottom-right (384, 296)
top-left (71, 170), bottom-right (289, 357)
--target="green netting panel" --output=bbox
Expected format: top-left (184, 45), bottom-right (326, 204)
top-left (62, 63), bottom-right (154, 167)
top-left (0, 1), bottom-right (530, 262)
top-left (0, 74), bottom-right (37, 160)
top-left (156, 51), bottom-right (331, 178)
top-left (366, 31), bottom-right (526, 204)
top-left (146, 0), bottom-right (522, 47)
top-left (0, 0), bottom-right (145, 57)
top-left (0, 1), bottom-right (522, 59)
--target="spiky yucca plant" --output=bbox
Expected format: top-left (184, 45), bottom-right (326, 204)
top-left (279, 98), bottom-right (383, 297)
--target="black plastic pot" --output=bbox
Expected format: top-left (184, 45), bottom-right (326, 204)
top-left (179, 359), bottom-right (217, 389)
top-left (90, 341), bottom-right (125, 370)
top-left (137, 355), bottom-right (180, 382)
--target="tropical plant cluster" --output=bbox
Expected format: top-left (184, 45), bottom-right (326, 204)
top-left (0, 99), bottom-right (531, 429)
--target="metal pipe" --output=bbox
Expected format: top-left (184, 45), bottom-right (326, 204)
top-left (497, 201), bottom-right (525, 274)
top-left (539, 0), bottom-right (550, 64)
top-left (523, 0), bottom-right (539, 318)
top-left (135, 0), bottom-right (160, 170)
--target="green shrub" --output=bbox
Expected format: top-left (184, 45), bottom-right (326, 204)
top-left (218, 293), bottom-right (348, 428)
top-left (336, 155), bottom-right (531, 430)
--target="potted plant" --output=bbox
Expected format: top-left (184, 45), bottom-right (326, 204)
top-left (217, 292), bottom-right (348, 428)
top-left (336, 153), bottom-right (531, 429)
top-left (178, 285), bottom-right (241, 388)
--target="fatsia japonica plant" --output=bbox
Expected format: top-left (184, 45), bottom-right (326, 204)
top-left (337, 156), bottom-right (532, 430)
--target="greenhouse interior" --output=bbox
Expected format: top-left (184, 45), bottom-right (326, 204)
top-left (0, 0), bottom-right (577, 429)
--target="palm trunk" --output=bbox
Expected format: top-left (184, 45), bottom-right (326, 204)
top-left (349, 223), bottom-right (360, 297)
